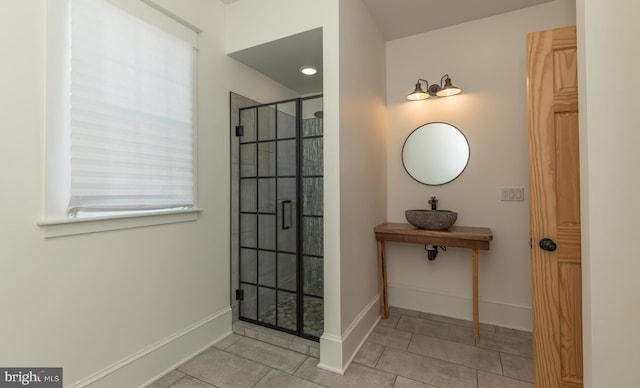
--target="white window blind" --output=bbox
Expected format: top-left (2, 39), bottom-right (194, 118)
top-left (68, 0), bottom-right (196, 215)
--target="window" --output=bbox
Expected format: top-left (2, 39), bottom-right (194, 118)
top-left (42, 0), bottom-right (201, 236)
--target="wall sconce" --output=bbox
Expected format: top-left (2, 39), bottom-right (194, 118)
top-left (407, 74), bottom-right (462, 101)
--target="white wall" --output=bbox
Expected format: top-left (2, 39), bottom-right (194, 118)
top-left (578, 0), bottom-right (640, 386)
top-left (225, 0), bottom-right (345, 372)
top-left (225, 0), bottom-right (386, 373)
top-left (0, 1), bottom-right (297, 386)
top-left (385, 0), bottom-right (575, 331)
top-left (336, 0), bottom-right (388, 371)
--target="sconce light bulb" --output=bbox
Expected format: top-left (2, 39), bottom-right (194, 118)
top-left (437, 87), bottom-right (462, 97)
top-left (407, 82), bottom-right (429, 100)
top-left (436, 77), bottom-right (462, 97)
top-left (407, 92), bottom-right (429, 101)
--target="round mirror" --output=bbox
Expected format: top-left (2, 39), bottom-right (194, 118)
top-left (402, 122), bottom-right (469, 185)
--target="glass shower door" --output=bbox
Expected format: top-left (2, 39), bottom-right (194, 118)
top-left (237, 96), bottom-right (323, 340)
top-left (238, 100), bottom-right (299, 333)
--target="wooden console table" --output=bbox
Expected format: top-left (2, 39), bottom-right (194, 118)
top-left (374, 222), bottom-right (493, 341)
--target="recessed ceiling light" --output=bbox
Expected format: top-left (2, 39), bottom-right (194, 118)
top-left (300, 66), bottom-right (317, 76)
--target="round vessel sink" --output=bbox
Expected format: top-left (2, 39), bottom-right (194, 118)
top-left (405, 209), bottom-right (457, 230)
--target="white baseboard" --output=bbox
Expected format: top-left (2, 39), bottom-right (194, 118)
top-left (318, 333), bottom-right (344, 375)
top-left (318, 295), bottom-right (380, 374)
top-left (388, 284), bottom-right (532, 332)
top-left (70, 307), bottom-right (232, 388)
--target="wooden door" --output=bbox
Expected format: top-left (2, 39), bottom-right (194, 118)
top-left (527, 26), bottom-right (582, 388)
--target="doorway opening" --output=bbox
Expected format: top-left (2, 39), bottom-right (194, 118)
top-left (231, 94), bottom-right (323, 341)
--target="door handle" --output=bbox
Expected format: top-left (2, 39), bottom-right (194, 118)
top-left (281, 200), bottom-right (292, 230)
top-left (539, 238), bottom-right (557, 252)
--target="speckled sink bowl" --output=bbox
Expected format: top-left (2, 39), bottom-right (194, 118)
top-left (405, 209), bottom-right (457, 230)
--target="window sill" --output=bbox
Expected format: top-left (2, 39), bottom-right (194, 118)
top-left (38, 208), bottom-right (203, 238)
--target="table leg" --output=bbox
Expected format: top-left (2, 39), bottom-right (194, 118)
top-left (472, 248), bottom-right (479, 342)
top-left (377, 240), bottom-right (389, 319)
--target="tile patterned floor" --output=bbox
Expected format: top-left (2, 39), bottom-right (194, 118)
top-left (147, 307), bottom-right (533, 388)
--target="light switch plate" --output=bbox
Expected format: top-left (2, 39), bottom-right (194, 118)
top-left (500, 187), bottom-right (525, 201)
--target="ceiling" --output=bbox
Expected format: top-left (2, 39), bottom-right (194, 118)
top-left (228, 28), bottom-right (323, 96)
top-left (225, 0), bottom-right (555, 94)
top-left (361, 0), bottom-right (554, 41)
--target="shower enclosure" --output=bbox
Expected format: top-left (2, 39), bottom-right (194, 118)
top-left (234, 95), bottom-right (323, 340)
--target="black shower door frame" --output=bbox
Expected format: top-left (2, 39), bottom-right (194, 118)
top-left (237, 95), bottom-right (323, 341)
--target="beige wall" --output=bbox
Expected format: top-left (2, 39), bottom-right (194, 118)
top-left (578, 0), bottom-right (640, 386)
top-left (0, 0), bottom-right (296, 386)
top-left (385, 0), bottom-right (575, 331)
